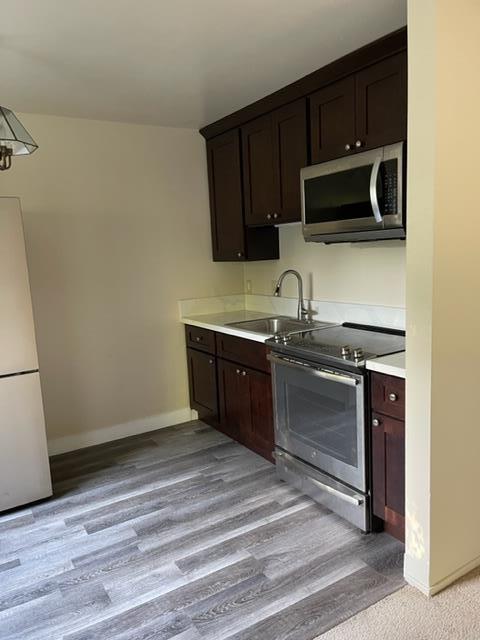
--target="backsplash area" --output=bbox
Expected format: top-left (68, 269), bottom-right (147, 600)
top-left (179, 293), bottom-right (405, 330)
top-left (243, 224), bottom-right (406, 309)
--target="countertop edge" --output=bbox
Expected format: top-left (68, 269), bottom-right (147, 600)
top-left (366, 356), bottom-right (406, 379)
top-left (181, 317), bottom-right (271, 344)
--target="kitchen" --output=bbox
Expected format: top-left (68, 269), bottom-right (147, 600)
top-left (0, 2), bottom-right (479, 639)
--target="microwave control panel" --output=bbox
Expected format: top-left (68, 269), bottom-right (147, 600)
top-left (382, 159), bottom-right (398, 215)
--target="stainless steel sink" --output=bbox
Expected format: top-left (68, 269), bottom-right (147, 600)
top-left (226, 315), bottom-right (332, 336)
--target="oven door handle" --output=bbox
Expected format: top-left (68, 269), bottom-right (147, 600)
top-left (267, 354), bottom-right (358, 387)
top-left (369, 156), bottom-right (383, 224)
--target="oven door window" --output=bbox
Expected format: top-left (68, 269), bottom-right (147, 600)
top-left (304, 164), bottom-right (383, 225)
top-left (274, 363), bottom-right (365, 491)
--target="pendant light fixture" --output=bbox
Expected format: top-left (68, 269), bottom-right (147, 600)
top-left (0, 106), bottom-right (38, 171)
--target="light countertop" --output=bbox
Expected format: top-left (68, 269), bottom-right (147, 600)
top-left (366, 351), bottom-right (406, 379)
top-left (180, 310), bottom-right (277, 343)
top-left (181, 306), bottom-right (406, 377)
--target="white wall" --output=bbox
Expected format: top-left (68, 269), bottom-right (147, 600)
top-left (244, 224), bottom-right (406, 308)
top-left (0, 113), bottom-right (243, 453)
top-left (406, 0), bottom-right (480, 594)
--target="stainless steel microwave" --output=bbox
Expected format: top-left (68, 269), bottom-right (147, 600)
top-left (301, 142), bottom-right (405, 244)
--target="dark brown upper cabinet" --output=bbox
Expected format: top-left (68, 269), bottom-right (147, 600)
top-left (206, 130), bottom-right (245, 261)
top-left (206, 129), bottom-right (279, 262)
top-left (310, 76), bottom-right (356, 164)
top-left (355, 52), bottom-right (407, 151)
top-left (242, 114), bottom-right (276, 226)
top-left (242, 99), bottom-right (307, 226)
top-left (272, 100), bottom-right (308, 223)
top-left (310, 51), bottom-right (407, 163)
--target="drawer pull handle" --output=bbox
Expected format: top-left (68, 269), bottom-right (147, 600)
top-left (388, 393), bottom-right (398, 402)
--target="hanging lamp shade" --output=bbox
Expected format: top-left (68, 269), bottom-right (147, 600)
top-left (0, 107), bottom-right (38, 170)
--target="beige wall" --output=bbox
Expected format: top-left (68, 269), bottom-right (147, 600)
top-left (244, 225), bottom-right (406, 307)
top-left (0, 113), bottom-right (243, 452)
top-left (406, 0), bottom-right (480, 593)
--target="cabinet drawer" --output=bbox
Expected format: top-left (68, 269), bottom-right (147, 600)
top-left (216, 332), bottom-right (269, 373)
top-left (185, 325), bottom-right (216, 354)
top-left (371, 372), bottom-right (405, 421)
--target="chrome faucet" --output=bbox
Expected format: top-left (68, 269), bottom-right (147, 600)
top-left (273, 270), bottom-right (309, 321)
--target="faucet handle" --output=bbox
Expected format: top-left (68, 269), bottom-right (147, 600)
top-left (301, 305), bottom-right (312, 323)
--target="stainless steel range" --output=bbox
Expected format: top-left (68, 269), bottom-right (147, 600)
top-left (267, 323), bottom-right (405, 531)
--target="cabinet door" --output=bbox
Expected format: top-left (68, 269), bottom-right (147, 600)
top-left (355, 52), bottom-right (407, 151)
top-left (271, 99), bottom-right (307, 223)
top-left (206, 130), bottom-right (245, 261)
top-left (217, 359), bottom-right (250, 443)
top-left (245, 367), bottom-right (274, 462)
top-left (372, 413), bottom-right (405, 542)
top-left (186, 348), bottom-right (218, 423)
top-left (309, 76), bottom-right (356, 164)
top-left (242, 114), bottom-right (276, 226)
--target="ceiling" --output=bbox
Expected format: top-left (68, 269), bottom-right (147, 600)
top-left (1, 0), bottom-right (407, 129)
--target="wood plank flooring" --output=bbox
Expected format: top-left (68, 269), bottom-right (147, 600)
top-left (0, 421), bottom-right (405, 640)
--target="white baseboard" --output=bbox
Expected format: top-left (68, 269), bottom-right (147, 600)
top-left (47, 407), bottom-right (193, 456)
top-left (405, 552), bottom-right (480, 596)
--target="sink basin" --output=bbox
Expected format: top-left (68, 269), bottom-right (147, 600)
top-left (226, 315), bottom-right (332, 336)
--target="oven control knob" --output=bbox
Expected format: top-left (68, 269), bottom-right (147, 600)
top-left (353, 348), bottom-right (364, 360)
top-left (341, 345), bottom-right (352, 357)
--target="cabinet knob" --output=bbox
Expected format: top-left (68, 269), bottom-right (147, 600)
top-left (355, 140), bottom-right (364, 148)
top-left (372, 418), bottom-right (380, 427)
top-left (195, 336), bottom-right (202, 342)
top-left (236, 369), bottom-right (241, 375)
top-left (273, 213), bottom-right (279, 220)
top-left (266, 214), bottom-right (272, 220)
top-left (345, 143), bottom-right (352, 151)
top-left (209, 359), bottom-right (214, 365)
top-left (237, 251), bottom-right (243, 258)
top-left (241, 370), bottom-right (247, 376)
top-left (389, 393), bottom-right (398, 402)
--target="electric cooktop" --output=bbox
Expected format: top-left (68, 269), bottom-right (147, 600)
top-left (266, 322), bottom-right (405, 368)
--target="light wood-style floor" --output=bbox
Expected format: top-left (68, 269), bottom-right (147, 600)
top-left (0, 421), bottom-right (404, 640)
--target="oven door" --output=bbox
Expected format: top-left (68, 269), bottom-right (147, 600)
top-left (269, 353), bottom-right (366, 492)
top-left (301, 142), bottom-right (403, 241)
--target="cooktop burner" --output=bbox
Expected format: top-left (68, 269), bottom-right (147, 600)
top-left (266, 322), bottom-right (405, 367)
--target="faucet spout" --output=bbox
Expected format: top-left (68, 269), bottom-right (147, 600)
top-left (273, 269), bottom-right (309, 321)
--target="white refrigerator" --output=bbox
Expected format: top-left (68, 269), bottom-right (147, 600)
top-left (0, 197), bottom-right (52, 512)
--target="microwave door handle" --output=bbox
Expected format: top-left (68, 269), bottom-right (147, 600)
top-left (369, 157), bottom-right (383, 223)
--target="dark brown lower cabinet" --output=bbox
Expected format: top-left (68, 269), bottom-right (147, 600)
top-left (185, 325), bottom-right (274, 463)
top-left (218, 359), bottom-right (274, 462)
top-left (217, 358), bottom-right (247, 441)
top-left (186, 348), bottom-right (218, 426)
top-left (371, 372), bottom-right (405, 542)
